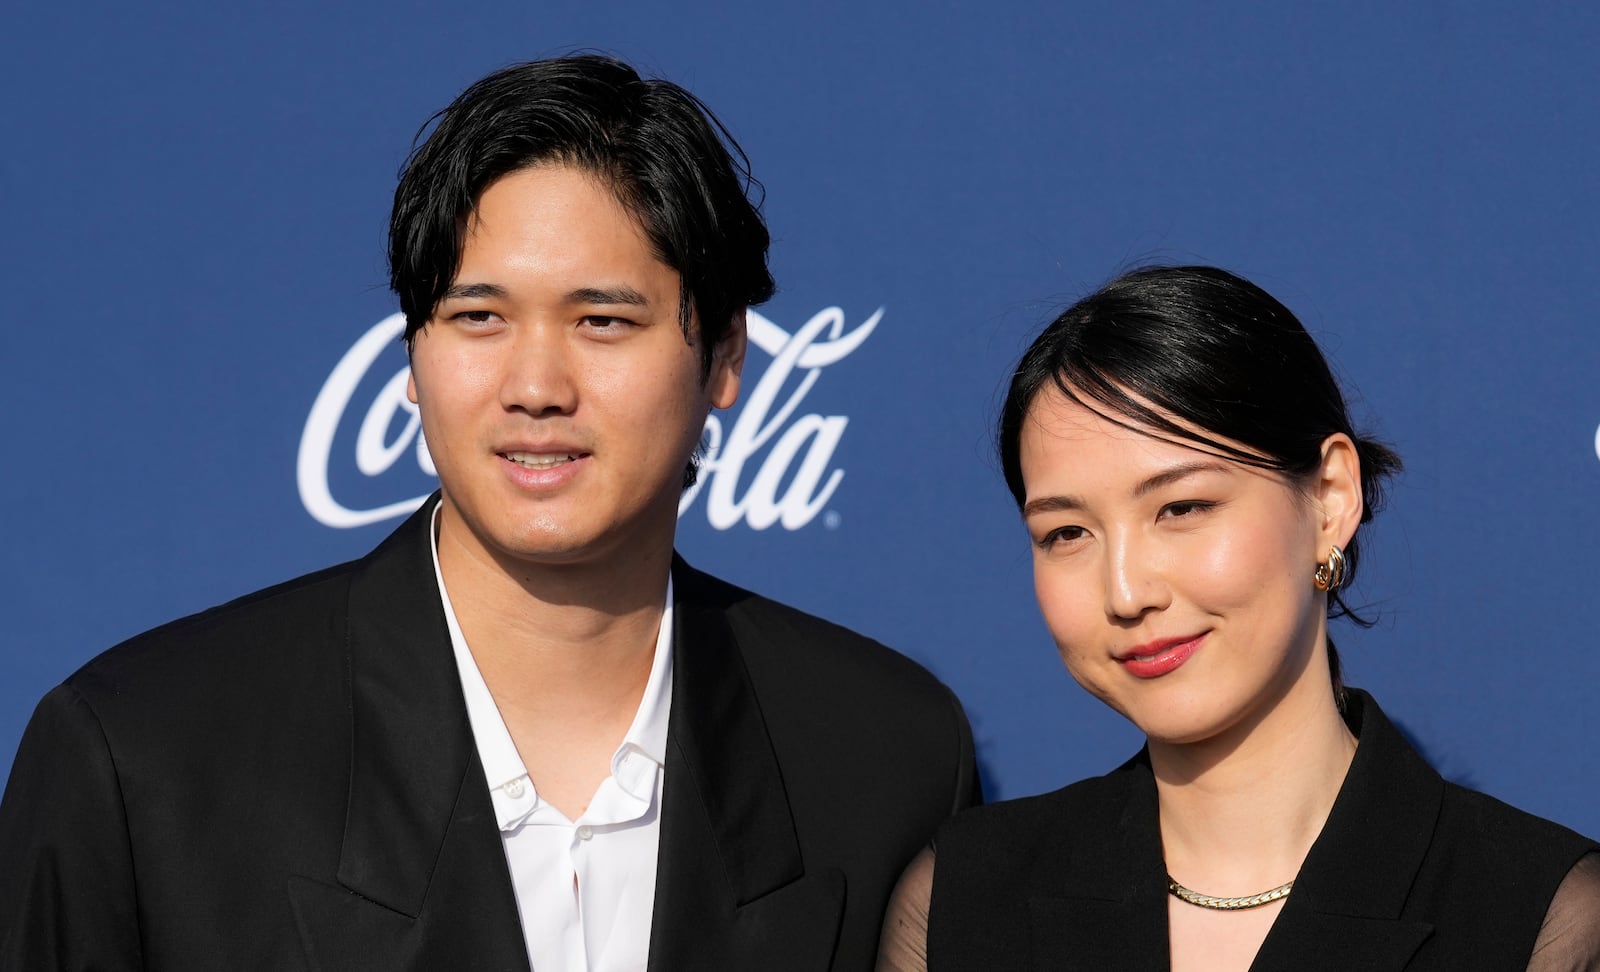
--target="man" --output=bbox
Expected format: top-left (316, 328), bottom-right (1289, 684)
top-left (0, 56), bottom-right (978, 970)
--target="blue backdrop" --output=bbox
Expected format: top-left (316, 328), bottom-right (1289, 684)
top-left (4, 1), bottom-right (1598, 838)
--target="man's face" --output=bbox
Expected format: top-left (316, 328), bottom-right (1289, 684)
top-left (407, 163), bottom-right (744, 571)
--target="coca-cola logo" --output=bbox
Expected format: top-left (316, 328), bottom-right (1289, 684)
top-left (297, 306), bottom-right (881, 531)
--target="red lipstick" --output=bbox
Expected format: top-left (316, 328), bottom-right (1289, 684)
top-left (1117, 634), bottom-right (1205, 679)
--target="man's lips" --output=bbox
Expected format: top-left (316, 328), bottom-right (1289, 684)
top-left (501, 449), bottom-right (588, 470)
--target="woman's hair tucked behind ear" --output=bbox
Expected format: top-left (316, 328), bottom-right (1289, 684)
top-left (997, 265), bottom-right (1402, 626)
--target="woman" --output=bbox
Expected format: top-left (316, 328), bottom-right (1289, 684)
top-left (879, 266), bottom-right (1600, 971)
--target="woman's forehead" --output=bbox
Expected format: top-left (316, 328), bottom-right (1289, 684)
top-left (1019, 384), bottom-right (1293, 498)
top-left (1023, 382), bottom-right (1278, 467)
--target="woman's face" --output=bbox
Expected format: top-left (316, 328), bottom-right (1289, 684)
top-left (1017, 384), bottom-right (1359, 746)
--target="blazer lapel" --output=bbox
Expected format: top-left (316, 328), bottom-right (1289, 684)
top-left (647, 560), bottom-right (845, 972)
top-left (288, 498), bottom-right (529, 972)
top-left (1248, 691), bottom-right (1437, 971)
top-left (1025, 697), bottom-right (1438, 972)
top-left (1028, 755), bottom-right (1171, 972)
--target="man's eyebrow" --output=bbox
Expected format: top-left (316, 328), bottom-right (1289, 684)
top-left (568, 285), bottom-right (651, 307)
top-left (440, 282), bottom-right (509, 301)
top-left (1020, 460), bottom-right (1232, 518)
top-left (439, 282), bottom-right (653, 307)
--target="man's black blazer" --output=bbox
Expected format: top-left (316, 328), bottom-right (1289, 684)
top-left (0, 499), bottom-right (979, 970)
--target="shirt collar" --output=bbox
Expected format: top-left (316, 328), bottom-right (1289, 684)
top-left (428, 501), bottom-right (674, 829)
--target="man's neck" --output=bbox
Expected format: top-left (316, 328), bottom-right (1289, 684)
top-left (434, 513), bottom-right (671, 699)
top-left (433, 507), bottom-right (675, 818)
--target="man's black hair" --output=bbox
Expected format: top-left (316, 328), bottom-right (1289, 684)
top-left (389, 54), bottom-right (775, 377)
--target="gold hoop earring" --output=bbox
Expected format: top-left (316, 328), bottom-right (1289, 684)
top-left (1313, 545), bottom-right (1347, 592)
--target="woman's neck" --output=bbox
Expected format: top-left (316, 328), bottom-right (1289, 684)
top-left (1150, 677), bottom-right (1356, 894)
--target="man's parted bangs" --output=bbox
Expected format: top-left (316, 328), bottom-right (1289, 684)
top-left (388, 54), bottom-right (776, 377)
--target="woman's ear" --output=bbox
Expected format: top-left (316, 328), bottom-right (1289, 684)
top-left (1314, 433), bottom-right (1364, 549)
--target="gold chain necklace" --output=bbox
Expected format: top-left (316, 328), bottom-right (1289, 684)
top-left (1166, 873), bottom-right (1294, 910)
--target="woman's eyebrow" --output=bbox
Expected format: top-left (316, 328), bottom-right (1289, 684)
top-left (1021, 494), bottom-right (1083, 518)
top-left (1132, 460), bottom-right (1230, 498)
top-left (1021, 460), bottom-right (1231, 518)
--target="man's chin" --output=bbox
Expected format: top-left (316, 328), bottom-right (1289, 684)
top-left (490, 527), bottom-right (670, 573)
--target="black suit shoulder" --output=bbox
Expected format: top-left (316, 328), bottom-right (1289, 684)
top-left (940, 760), bottom-right (1133, 835)
top-left (687, 565), bottom-right (958, 700)
top-left (1415, 776), bottom-right (1597, 914)
top-left (44, 550), bottom-right (365, 785)
top-left (1, 508), bottom-right (500, 970)
top-left (678, 565), bottom-right (973, 787)
top-left (46, 552), bottom-right (366, 790)
top-left (934, 756), bottom-right (1140, 893)
top-left (1437, 778), bottom-right (1593, 858)
top-left (68, 555), bottom-right (360, 701)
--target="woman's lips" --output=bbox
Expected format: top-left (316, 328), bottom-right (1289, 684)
top-left (1118, 634), bottom-right (1205, 679)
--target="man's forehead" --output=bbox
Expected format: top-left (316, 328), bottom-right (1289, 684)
top-left (466, 162), bottom-right (647, 230)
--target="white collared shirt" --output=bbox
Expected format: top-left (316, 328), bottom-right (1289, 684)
top-left (430, 505), bottom-right (672, 972)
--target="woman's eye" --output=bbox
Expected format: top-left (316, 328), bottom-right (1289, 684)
top-left (1160, 500), bottom-right (1215, 519)
top-left (1036, 525), bottom-right (1086, 549)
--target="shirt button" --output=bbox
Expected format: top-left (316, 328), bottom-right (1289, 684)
top-left (577, 825), bottom-right (594, 841)
top-left (503, 778), bottom-right (526, 799)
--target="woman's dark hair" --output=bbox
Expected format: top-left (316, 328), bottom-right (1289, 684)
top-left (997, 267), bottom-right (1402, 690)
top-left (388, 54), bottom-right (775, 379)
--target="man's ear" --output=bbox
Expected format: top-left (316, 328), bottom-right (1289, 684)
top-left (405, 331), bottom-right (420, 404)
top-left (707, 310), bottom-right (747, 410)
top-left (1314, 433), bottom-right (1364, 549)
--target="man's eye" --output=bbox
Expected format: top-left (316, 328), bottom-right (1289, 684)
top-left (450, 310), bottom-right (499, 325)
top-left (583, 316), bottom-right (632, 329)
